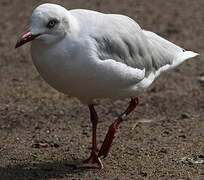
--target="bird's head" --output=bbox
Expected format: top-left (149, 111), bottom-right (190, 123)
top-left (15, 3), bottom-right (70, 48)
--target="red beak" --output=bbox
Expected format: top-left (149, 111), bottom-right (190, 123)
top-left (15, 32), bottom-right (39, 48)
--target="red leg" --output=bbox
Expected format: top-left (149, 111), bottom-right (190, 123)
top-left (78, 104), bottom-right (104, 169)
top-left (98, 97), bottom-right (139, 158)
top-left (89, 105), bottom-right (99, 153)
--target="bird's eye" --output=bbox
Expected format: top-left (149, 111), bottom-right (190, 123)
top-left (46, 19), bottom-right (58, 29)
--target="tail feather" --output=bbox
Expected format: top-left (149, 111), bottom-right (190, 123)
top-left (172, 51), bottom-right (199, 67)
top-left (155, 51), bottom-right (199, 78)
top-left (143, 30), bottom-right (199, 77)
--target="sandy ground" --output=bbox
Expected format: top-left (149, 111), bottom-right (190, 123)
top-left (0, 0), bottom-right (204, 179)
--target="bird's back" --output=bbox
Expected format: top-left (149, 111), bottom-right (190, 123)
top-left (70, 9), bottom-right (197, 78)
top-left (70, 9), bottom-right (153, 72)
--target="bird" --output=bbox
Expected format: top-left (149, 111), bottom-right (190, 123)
top-left (15, 3), bottom-right (198, 169)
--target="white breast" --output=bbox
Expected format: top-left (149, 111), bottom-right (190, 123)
top-left (30, 38), bottom-right (146, 104)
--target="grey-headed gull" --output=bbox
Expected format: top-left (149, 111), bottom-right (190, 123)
top-left (15, 3), bottom-right (198, 169)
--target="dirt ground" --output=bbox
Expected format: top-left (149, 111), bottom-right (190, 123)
top-left (0, 0), bottom-right (204, 179)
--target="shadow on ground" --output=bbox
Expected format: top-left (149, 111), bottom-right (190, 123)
top-left (0, 160), bottom-right (90, 180)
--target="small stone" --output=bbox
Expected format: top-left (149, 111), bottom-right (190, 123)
top-left (180, 113), bottom-right (189, 119)
top-left (52, 143), bottom-right (60, 148)
top-left (198, 76), bottom-right (204, 83)
top-left (32, 142), bottom-right (49, 148)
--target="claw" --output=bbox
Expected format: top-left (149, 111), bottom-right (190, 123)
top-left (77, 152), bottom-right (104, 169)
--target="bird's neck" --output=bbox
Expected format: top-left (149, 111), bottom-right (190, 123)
top-left (66, 12), bottom-right (80, 36)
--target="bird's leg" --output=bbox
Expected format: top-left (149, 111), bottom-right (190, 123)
top-left (79, 104), bottom-right (104, 169)
top-left (98, 97), bottom-right (139, 158)
top-left (88, 104), bottom-right (99, 153)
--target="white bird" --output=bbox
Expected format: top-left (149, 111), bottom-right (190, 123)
top-left (15, 3), bottom-right (198, 169)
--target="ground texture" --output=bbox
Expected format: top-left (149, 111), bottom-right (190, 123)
top-left (0, 0), bottom-right (204, 179)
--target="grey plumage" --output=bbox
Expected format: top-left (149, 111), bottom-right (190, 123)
top-left (92, 31), bottom-right (178, 75)
top-left (70, 9), bottom-right (186, 76)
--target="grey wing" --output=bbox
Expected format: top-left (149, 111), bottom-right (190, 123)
top-left (71, 10), bottom-right (181, 75)
top-left (89, 14), bottom-right (153, 73)
top-left (91, 32), bottom-right (150, 70)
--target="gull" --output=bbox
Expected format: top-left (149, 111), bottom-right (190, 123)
top-left (15, 3), bottom-right (198, 169)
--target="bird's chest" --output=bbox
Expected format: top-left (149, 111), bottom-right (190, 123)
top-left (31, 42), bottom-right (95, 95)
